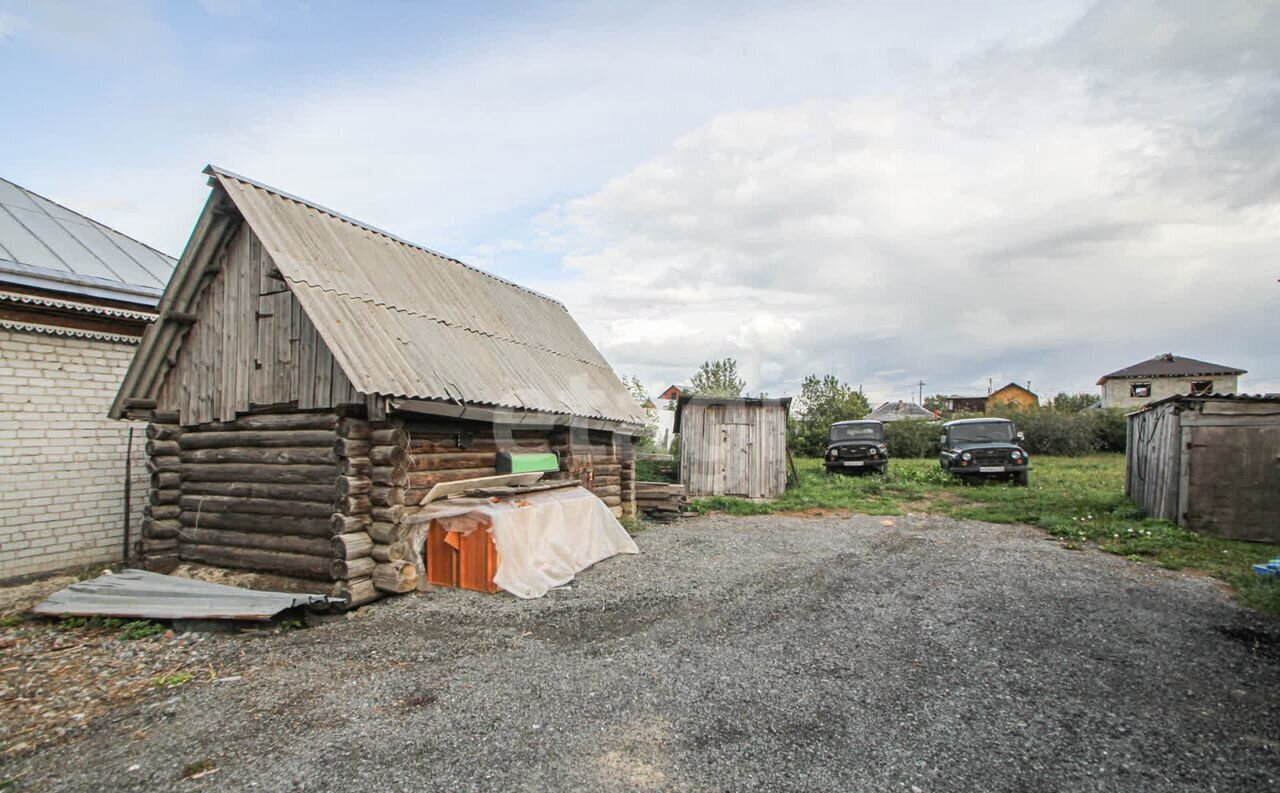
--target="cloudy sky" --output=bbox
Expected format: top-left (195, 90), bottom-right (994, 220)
top-left (3, 0), bottom-right (1277, 402)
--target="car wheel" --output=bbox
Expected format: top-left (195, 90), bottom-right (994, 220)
top-left (1014, 471), bottom-right (1029, 487)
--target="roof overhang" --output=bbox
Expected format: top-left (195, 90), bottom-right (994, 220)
top-left (673, 395), bottom-right (793, 433)
top-left (109, 187), bottom-right (243, 420)
top-left (388, 397), bottom-right (646, 435)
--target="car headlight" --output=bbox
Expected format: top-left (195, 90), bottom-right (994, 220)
top-left (960, 452), bottom-right (971, 461)
top-left (1011, 450), bottom-right (1023, 460)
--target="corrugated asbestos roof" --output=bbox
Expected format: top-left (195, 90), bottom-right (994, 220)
top-left (30, 569), bottom-right (337, 621)
top-left (867, 401), bottom-right (937, 421)
top-left (114, 166), bottom-right (646, 425)
top-left (0, 177), bottom-right (176, 305)
top-left (1099, 353), bottom-right (1246, 381)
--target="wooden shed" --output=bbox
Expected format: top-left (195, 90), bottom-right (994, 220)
top-left (1126, 394), bottom-right (1280, 543)
top-left (675, 396), bottom-right (792, 500)
top-left (110, 166), bottom-right (647, 606)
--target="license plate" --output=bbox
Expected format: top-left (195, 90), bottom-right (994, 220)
top-left (843, 461), bottom-right (864, 467)
top-left (979, 466), bottom-right (1004, 473)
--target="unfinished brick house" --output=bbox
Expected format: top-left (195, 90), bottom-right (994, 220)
top-left (110, 166), bottom-right (646, 605)
top-left (0, 176), bottom-right (175, 581)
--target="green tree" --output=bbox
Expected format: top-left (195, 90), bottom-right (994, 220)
top-left (622, 374), bottom-right (658, 451)
top-left (923, 393), bottom-right (950, 414)
top-left (688, 359), bottom-right (746, 397)
top-left (1050, 392), bottom-right (1101, 412)
top-left (789, 374), bottom-right (871, 456)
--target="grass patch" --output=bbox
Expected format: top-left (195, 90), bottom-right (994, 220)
top-left (153, 671), bottom-right (193, 688)
top-left (55, 615), bottom-right (165, 639)
top-left (693, 455), bottom-right (1280, 614)
top-left (0, 614), bottom-right (24, 628)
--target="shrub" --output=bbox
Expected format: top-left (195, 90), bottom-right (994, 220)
top-left (884, 419), bottom-right (942, 458)
top-left (1089, 408), bottom-right (1127, 452)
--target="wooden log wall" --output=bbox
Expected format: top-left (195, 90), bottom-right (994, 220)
top-left (365, 422), bottom-right (417, 594)
top-left (326, 414), bottom-right (383, 605)
top-left (140, 410), bottom-right (182, 573)
top-left (161, 411), bottom-right (350, 586)
top-left (397, 418), bottom-right (634, 518)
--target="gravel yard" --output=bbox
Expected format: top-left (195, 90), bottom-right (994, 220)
top-left (4, 513), bottom-right (1279, 792)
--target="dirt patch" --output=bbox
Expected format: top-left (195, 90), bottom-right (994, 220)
top-left (0, 618), bottom-right (238, 763)
top-left (169, 564), bottom-right (328, 595)
top-left (900, 491), bottom-right (966, 514)
top-left (0, 576), bottom-right (80, 616)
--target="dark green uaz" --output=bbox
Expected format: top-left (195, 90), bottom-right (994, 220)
top-left (939, 418), bottom-right (1030, 486)
top-left (824, 420), bottom-right (888, 474)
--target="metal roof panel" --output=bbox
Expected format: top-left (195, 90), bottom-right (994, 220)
top-left (30, 569), bottom-right (337, 621)
top-left (0, 176), bottom-right (176, 301)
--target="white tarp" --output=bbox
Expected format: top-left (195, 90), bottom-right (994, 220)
top-left (406, 486), bottom-right (639, 599)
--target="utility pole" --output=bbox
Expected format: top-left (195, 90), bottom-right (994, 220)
top-left (917, 380), bottom-right (925, 405)
top-left (987, 377), bottom-right (992, 395)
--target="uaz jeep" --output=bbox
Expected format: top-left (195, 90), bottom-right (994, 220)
top-left (824, 420), bottom-right (888, 474)
top-left (938, 418), bottom-right (1029, 486)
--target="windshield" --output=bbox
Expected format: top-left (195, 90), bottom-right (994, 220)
top-left (947, 422), bottom-right (1014, 444)
top-left (829, 424), bottom-right (883, 443)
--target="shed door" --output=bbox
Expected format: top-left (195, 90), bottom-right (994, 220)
top-left (723, 422), bottom-right (754, 497)
top-left (1183, 425), bottom-right (1280, 542)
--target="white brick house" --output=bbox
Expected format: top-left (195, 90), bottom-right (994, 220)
top-left (1097, 353), bottom-right (1246, 410)
top-left (0, 177), bottom-right (175, 581)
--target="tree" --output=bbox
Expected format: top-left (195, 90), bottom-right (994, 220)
top-left (789, 374), bottom-right (871, 456)
top-left (923, 393), bottom-right (950, 414)
top-left (1050, 392), bottom-right (1101, 412)
top-left (688, 359), bottom-right (745, 397)
top-left (622, 375), bottom-right (658, 451)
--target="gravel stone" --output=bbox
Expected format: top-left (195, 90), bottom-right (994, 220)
top-left (5, 514), bottom-right (1278, 792)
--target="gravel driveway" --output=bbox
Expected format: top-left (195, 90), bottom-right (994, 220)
top-left (7, 514), bottom-right (1279, 792)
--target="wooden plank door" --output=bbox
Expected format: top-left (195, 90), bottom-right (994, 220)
top-left (1183, 425), bottom-right (1280, 542)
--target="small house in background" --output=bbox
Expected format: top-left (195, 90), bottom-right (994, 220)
top-left (0, 176), bottom-right (176, 581)
top-left (986, 382), bottom-right (1038, 412)
top-left (675, 395), bottom-right (791, 499)
top-left (111, 166), bottom-right (646, 606)
top-left (657, 384), bottom-right (690, 404)
top-left (943, 383), bottom-right (1038, 415)
top-left (1099, 353), bottom-right (1245, 409)
top-left (1126, 394), bottom-right (1280, 543)
top-left (867, 400), bottom-right (937, 422)
top-left (945, 394), bottom-right (991, 413)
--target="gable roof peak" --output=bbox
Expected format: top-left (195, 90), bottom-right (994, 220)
top-left (203, 165), bottom-right (564, 310)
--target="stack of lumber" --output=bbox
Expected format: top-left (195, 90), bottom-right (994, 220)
top-left (635, 481), bottom-right (690, 521)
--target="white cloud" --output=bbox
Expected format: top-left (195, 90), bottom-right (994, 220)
top-left (536, 5), bottom-right (1280, 402)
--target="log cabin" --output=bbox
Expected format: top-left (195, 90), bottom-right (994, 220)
top-left (110, 166), bottom-right (647, 606)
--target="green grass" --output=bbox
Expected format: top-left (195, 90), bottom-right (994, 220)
top-left (693, 455), bottom-right (1280, 615)
top-left (55, 615), bottom-right (165, 639)
top-left (152, 671), bottom-right (193, 688)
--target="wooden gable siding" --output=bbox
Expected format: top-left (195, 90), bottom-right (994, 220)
top-left (156, 222), bottom-right (361, 425)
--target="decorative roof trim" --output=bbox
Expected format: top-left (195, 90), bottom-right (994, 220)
top-left (0, 318), bottom-right (141, 344)
top-left (0, 289), bottom-right (157, 320)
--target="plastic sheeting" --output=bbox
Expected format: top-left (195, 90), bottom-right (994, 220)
top-left (406, 486), bottom-right (638, 599)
